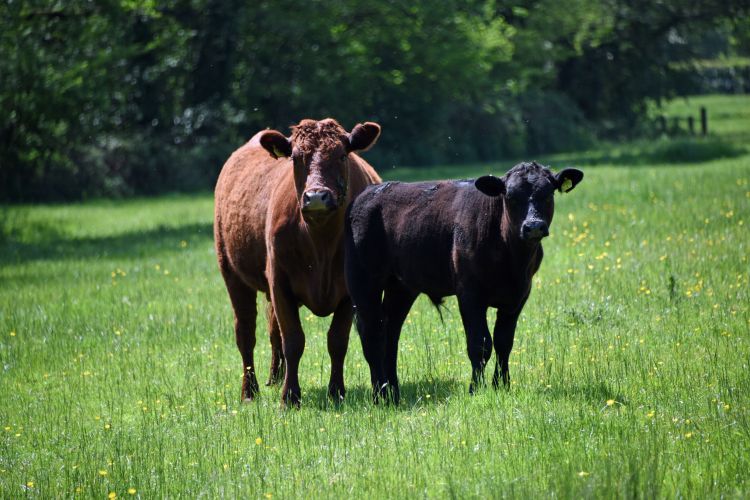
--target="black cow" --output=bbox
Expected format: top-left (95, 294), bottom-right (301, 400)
top-left (344, 161), bottom-right (583, 403)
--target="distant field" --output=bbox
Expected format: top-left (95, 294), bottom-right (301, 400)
top-left (662, 94), bottom-right (750, 142)
top-left (1, 95), bottom-right (749, 498)
top-left (389, 93), bottom-right (750, 183)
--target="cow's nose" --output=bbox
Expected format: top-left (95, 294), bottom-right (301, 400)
top-left (522, 220), bottom-right (549, 239)
top-left (302, 190), bottom-right (336, 211)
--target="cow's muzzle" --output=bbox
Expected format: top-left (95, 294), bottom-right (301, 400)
top-left (521, 219), bottom-right (549, 240)
top-left (302, 189), bottom-right (338, 213)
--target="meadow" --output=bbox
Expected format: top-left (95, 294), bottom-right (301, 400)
top-left (1, 94), bottom-right (749, 498)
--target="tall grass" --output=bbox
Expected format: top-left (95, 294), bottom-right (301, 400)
top-left (1, 96), bottom-right (749, 498)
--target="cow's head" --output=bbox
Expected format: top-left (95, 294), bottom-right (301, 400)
top-left (258, 118), bottom-right (381, 222)
top-left (474, 162), bottom-right (583, 242)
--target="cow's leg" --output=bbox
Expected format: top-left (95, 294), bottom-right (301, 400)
top-left (381, 280), bottom-right (418, 405)
top-left (326, 298), bottom-right (353, 401)
top-left (348, 285), bottom-right (386, 402)
top-left (270, 277), bottom-right (305, 407)
top-left (457, 294), bottom-right (492, 394)
top-left (492, 309), bottom-right (520, 390)
top-left (224, 274), bottom-right (260, 401)
top-left (345, 245), bottom-right (387, 403)
top-left (265, 299), bottom-right (284, 386)
top-left (352, 288), bottom-right (388, 403)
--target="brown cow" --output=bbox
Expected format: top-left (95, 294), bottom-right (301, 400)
top-left (214, 118), bottom-right (382, 406)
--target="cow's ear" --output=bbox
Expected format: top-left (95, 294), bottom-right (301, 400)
top-left (259, 130), bottom-right (292, 159)
top-left (555, 168), bottom-right (583, 193)
top-left (475, 175), bottom-right (505, 197)
top-left (347, 122), bottom-right (381, 152)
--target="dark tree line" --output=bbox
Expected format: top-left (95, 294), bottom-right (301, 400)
top-left (1, 0), bottom-right (749, 201)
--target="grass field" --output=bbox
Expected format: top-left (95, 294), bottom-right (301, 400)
top-left (1, 95), bottom-right (749, 498)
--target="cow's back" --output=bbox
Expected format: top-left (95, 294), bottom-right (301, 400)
top-left (214, 133), bottom-right (291, 293)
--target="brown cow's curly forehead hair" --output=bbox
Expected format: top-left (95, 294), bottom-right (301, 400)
top-left (290, 118), bottom-right (348, 155)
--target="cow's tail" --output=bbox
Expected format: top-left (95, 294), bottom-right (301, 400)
top-left (428, 295), bottom-right (446, 323)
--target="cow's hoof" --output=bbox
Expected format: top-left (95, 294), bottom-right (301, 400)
top-left (241, 388), bottom-right (259, 402)
top-left (491, 369), bottom-right (511, 391)
top-left (469, 376), bottom-right (488, 395)
top-left (266, 362), bottom-right (285, 386)
top-left (372, 382), bottom-right (391, 405)
top-left (241, 390), bottom-right (258, 403)
top-left (281, 388), bottom-right (301, 408)
top-left (389, 388), bottom-right (400, 406)
top-left (241, 376), bottom-right (260, 401)
top-left (281, 399), bottom-right (301, 409)
top-left (265, 373), bottom-right (282, 387)
top-left (327, 383), bottom-right (345, 402)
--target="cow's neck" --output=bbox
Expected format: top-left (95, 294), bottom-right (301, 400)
top-left (299, 210), bottom-right (345, 255)
top-left (477, 196), bottom-right (538, 274)
top-left (510, 239), bottom-right (543, 278)
top-left (500, 210), bottom-right (543, 278)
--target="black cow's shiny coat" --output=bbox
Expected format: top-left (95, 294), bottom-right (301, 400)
top-left (344, 162), bottom-right (583, 403)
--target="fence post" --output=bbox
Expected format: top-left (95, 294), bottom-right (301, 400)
top-left (658, 115), bottom-right (667, 134)
top-left (700, 107), bottom-right (708, 135)
top-left (688, 116), bottom-right (695, 135)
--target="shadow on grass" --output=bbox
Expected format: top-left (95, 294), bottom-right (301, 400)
top-left (547, 137), bottom-right (747, 168)
top-left (0, 222), bottom-right (213, 267)
top-left (273, 377), bottom-right (628, 410)
top-left (307, 377), bottom-right (465, 411)
top-left (535, 380), bottom-right (628, 406)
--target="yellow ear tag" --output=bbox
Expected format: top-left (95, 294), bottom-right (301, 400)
top-left (561, 178), bottom-right (573, 193)
top-left (272, 146), bottom-right (285, 158)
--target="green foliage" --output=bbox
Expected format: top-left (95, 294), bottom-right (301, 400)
top-left (554, 0), bottom-right (750, 131)
top-left (1, 1), bottom-right (749, 201)
top-left (519, 91), bottom-right (596, 154)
